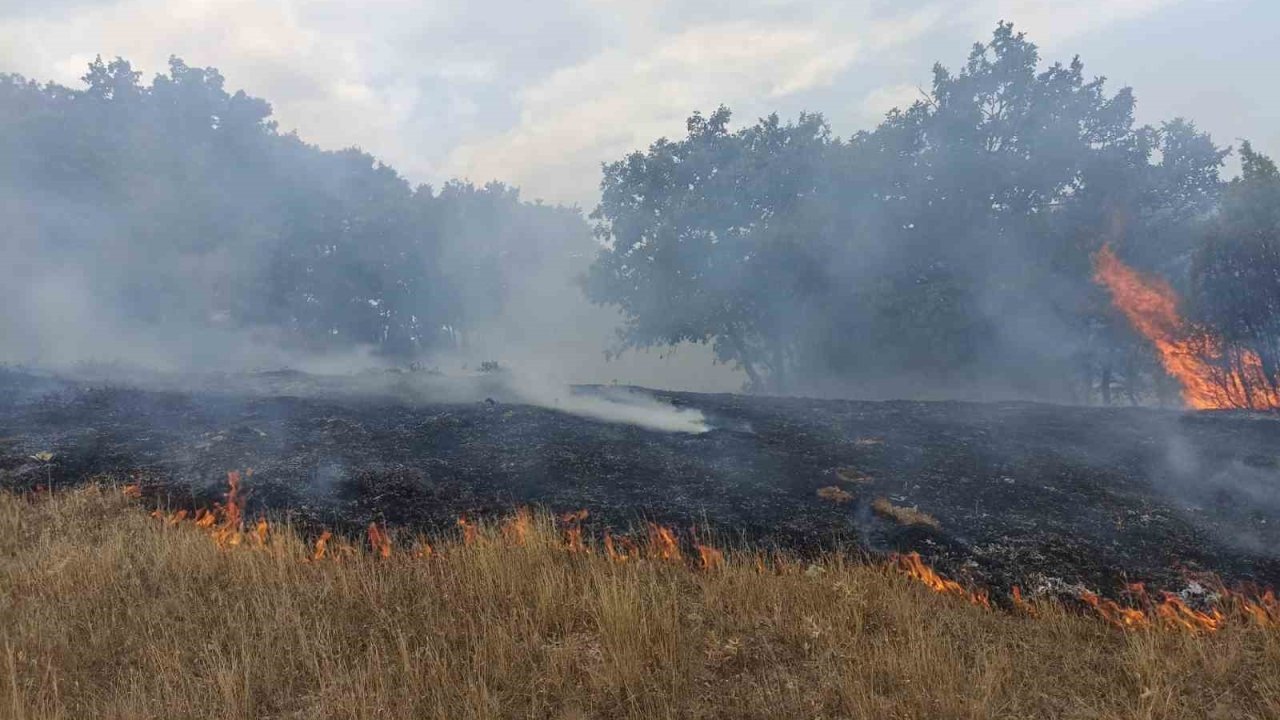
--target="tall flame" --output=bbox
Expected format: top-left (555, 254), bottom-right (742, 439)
top-left (1093, 245), bottom-right (1280, 410)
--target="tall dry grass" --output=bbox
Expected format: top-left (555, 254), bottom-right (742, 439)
top-left (2, 486), bottom-right (1278, 719)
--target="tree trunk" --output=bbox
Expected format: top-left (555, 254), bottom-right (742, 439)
top-left (1101, 359), bottom-right (1113, 406)
top-left (726, 330), bottom-right (764, 392)
top-left (771, 344), bottom-right (788, 395)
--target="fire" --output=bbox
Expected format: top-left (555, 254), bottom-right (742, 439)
top-left (501, 508), bottom-right (532, 546)
top-left (252, 518), bottom-right (269, 547)
top-left (604, 531), bottom-right (639, 563)
top-left (892, 552), bottom-right (990, 609)
top-left (1011, 585), bottom-right (1036, 616)
top-left (647, 523), bottom-right (682, 562)
top-left (696, 542), bottom-right (724, 571)
top-left (194, 508), bottom-right (215, 528)
top-left (456, 517), bottom-right (478, 545)
top-left (1093, 244), bottom-right (1280, 410)
top-left (367, 522), bottom-right (392, 558)
top-left (559, 509), bottom-right (589, 553)
top-left (1081, 584), bottom-right (1226, 632)
top-left (117, 479), bottom-right (1280, 633)
top-left (563, 526), bottom-right (587, 553)
top-left (312, 530), bottom-right (332, 560)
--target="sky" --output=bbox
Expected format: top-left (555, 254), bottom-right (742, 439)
top-left (0, 0), bottom-right (1275, 209)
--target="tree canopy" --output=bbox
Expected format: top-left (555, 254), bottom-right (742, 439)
top-left (0, 56), bottom-right (592, 367)
top-left (587, 22), bottom-right (1255, 402)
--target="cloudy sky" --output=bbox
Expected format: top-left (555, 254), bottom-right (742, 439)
top-left (0, 0), bottom-right (1274, 208)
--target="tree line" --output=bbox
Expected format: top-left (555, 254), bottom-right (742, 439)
top-left (587, 23), bottom-right (1279, 403)
top-left (0, 56), bottom-right (591, 363)
top-left (2, 24), bottom-right (1276, 403)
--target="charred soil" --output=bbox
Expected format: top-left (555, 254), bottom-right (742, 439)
top-left (2, 367), bottom-right (1278, 599)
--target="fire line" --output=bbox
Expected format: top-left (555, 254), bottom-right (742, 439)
top-left (1093, 244), bottom-right (1280, 410)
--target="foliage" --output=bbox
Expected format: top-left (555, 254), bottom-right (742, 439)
top-left (1190, 142), bottom-right (1280, 396)
top-left (587, 23), bottom-right (1235, 401)
top-left (0, 57), bottom-right (592, 362)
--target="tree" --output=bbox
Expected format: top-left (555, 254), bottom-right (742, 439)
top-left (586, 108), bottom-right (834, 392)
top-left (586, 23), bottom-right (1229, 401)
top-left (1190, 143), bottom-right (1280, 396)
top-left (0, 56), bottom-right (592, 367)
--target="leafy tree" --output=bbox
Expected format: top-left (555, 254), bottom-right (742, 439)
top-left (586, 108), bottom-right (834, 391)
top-left (0, 56), bottom-right (591, 366)
top-left (586, 23), bottom-right (1230, 401)
top-left (1190, 143), bottom-right (1280, 396)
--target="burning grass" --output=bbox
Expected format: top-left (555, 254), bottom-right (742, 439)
top-left (3, 486), bottom-right (1280, 719)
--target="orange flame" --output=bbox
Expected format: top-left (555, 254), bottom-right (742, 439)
top-left (367, 522), bottom-right (392, 558)
top-left (121, 483), bottom-right (142, 499)
top-left (457, 517), bottom-right (478, 545)
top-left (252, 518), bottom-right (269, 547)
top-left (502, 508), bottom-right (532, 546)
top-left (1093, 245), bottom-right (1280, 410)
top-left (604, 531), bottom-right (638, 563)
top-left (563, 526), bottom-right (587, 553)
top-left (696, 543), bottom-right (724, 571)
top-left (312, 530), bottom-right (332, 560)
top-left (559, 509), bottom-right (589, 554)
top-left (892, 552), bottom-right (991, 609)
top-left (1011, 585), bottom-right (1036, 616)
top-left (647, 523), bottom-right (682, 562)
top-left (413, 536), bottom-right (435, 559)
top-left (1081, 584), bottom-right (1226, 632)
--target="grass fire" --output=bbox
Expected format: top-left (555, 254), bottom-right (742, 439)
top-left (1, 5), bottom-right (1279, 717)
top-left (3, 482), bottom-right (1279, 719)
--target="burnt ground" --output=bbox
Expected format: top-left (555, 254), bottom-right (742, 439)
top-left (2, 366), bottom-right (1279, 599)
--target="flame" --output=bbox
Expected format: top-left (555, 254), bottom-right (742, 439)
top-left (1080, 583), bottom-right (1227, 632)
top-left (560, 509), bottom-right (589, 524)
top-left (413, 536), bottom-right (435, 559)
top-left (312, 530), bottom-right (332, 560)
top-left (604, 531), bottom-right (638, 563)
top-left (892, 552), bottom-right (991, 609)
top-left (559, 509), bottom-right (589, 553)
top-left (252, 518), bottom-right (269, 547)
top-left (1081, 591), bottom-right (1149, 628)
top-left (647, 524), bottom-right (682, 562)
top-left (121, 483), bottom-right (142, 498)
top-left (193, 508), bottom-right (215, 528)
top-left (1093, 245), bottom-right (1280, 410)
top-left (563, 526), bottom-right (587, 553)
top-left (100, 478), bottom-right (1280, 632)
top-left (696, 543), bottom-right (724, 571)
top-left (456, 517), bottom-right (478, 546)
top-left (208, 471), bottom-right (248, 549)
top-left (1011, 585), bottom-right (1036, 616)
top-left (501, 508), bottom-right (532, 546)
top-left (367, 522), bottom-right (392, 558)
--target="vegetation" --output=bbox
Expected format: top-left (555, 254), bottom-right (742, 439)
top-left (2, 485), bottom-right (1278, 719)
top-left (587, 23), bottom-right (1270, 402)
top-left (1, 23), bottom-right (1276, 402)
top-left (0, 58), bottom-right (591, 360)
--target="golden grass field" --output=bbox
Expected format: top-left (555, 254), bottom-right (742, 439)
top-left (2, 485), bottom-right (1279, 719)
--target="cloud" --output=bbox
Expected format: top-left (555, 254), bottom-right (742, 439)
top-left (860, 83), bottom-right (926, 120)
top-left (0, 0), bottom-right (1194, 207)
top-left (445, 7), bottom-right (942, 205)
top-left (972, 0), bottom-right (1182, 47)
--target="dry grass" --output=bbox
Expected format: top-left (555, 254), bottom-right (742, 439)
top-left (2, 487), bottom-right (1279, 719)
top-left (871, 496), bottom-right (941, 529)
top-left (815, 486), bottom-right (854, 504)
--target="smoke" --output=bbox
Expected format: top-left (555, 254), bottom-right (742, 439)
top-left (1158, 426), bottom-right (1280, 554)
